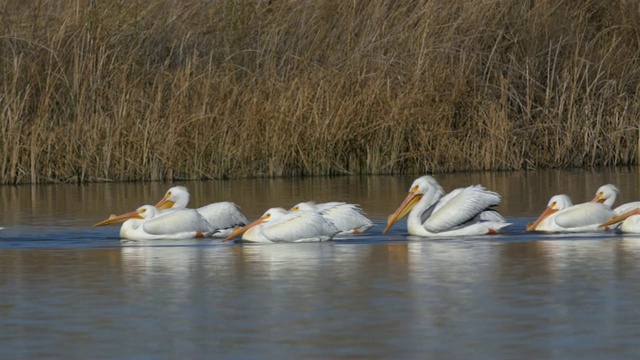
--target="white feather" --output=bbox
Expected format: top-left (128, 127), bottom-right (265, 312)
top-left (290, 201), bottom-right (373, 234)
top-left (425, 185), bottom-right (501, 233)
top-left (612, 201), bottom-right (640, 216)
top-left (142, 208), bottom-right (214, 235)
top-left (620, 215), bottom-right (640, 233)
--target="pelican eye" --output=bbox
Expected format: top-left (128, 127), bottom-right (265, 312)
top-left (411, 185), bottom-right (419, 193)
top-left (139, 209), bottom-right (147, 214)
top-left (293, 206), bottom-right (299, 211)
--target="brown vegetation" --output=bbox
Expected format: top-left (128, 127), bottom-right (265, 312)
top-left (1, 0), bottom-right (639, 184)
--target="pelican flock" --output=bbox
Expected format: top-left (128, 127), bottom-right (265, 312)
top-left (89, 175), bottom-right (640, 241)
top-left (94, 186), bottom-right (248, 240)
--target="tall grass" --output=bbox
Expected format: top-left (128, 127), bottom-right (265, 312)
top-left (1, 0), bottom-right (639, 184)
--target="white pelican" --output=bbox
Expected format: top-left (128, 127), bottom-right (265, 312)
top-left (526, 194), bottom-right (615, 232)
top-left (155, 186), bottom-right (248, 237)
top-left (223, 207), bottom-right (339, 243)
top-left (383, 175), bottom-right (510, 236)
top-left (94, 205), bottom-right (215, 240)
top-left (289, 201), bottom-right (373, 235)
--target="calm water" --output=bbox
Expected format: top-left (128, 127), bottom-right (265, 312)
top-left (2, 169), bottom-right (640, 359)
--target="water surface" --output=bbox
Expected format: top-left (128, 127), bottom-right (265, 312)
top-left (1, 169), bottom-right (640, 359)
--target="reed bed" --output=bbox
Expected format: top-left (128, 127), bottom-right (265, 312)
top-left (1, 0), bottom-right (639, 184)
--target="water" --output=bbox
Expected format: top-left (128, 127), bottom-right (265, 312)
top-left (2, 169), bottom-right (640, 359)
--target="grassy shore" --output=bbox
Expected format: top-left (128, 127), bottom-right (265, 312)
top-left (1, 0), bottom-right (639, 184)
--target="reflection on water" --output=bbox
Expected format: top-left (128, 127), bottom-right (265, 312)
top-left (3, 235), bottom-right (640, 358)
top-left (2, 169), bottom-right (640, 358)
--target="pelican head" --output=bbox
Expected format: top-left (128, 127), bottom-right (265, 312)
top-left (289, 201), bottom-right (317, 212)
top-left (155, 186), bottom-right (190, 210)
top-left (383, 175), bottom-right (444, 234)
top-left (592, 184), bottom-right (619, 207)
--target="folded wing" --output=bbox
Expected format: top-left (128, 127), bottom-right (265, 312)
top-left (425, 185), bottom-right (501, 233)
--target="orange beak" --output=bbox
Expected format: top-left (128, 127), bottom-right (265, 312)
top-left (526, 206), bottom-right (558, 231)
top-left (600, 208), bottom-right (640, 228)
top-left (93, 210), bottom-right (142, 226)
top-left (155, 194), bottom-right (175, 210)
top-left (382, 192), bottom-right (423, 234)
top-left (222, 215), bottom-right (268, 242)
top-left (591, 192), bottom-right (605, 204)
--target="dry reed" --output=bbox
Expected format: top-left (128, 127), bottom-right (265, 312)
top-left (1, 0), bottom-right (640, 184)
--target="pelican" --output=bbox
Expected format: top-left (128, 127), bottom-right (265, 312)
top-left (155, 186), bottom-right (248, 237)
top-left (383, 175), bottom-right (510, 236)
top-left (526, 194), bottom-right (615, 232)
top-left (289, 201), bottom-right (373, 235)
top-left (94, 205), bottom-right (215, 240)
top-left (223, 207), bottom-right (339, 243)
